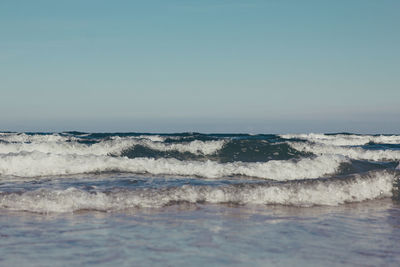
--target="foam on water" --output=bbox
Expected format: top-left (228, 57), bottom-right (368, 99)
top-left (280, 133), bottom-right (400, 146)
top-left (0, 170), bottom-right (395, 213)
top-left (0, 136), bottom-right (225, 156)
top-left (125, 135), bottom-right (167, 142)
top-left (289, 142), bottom-right (400, 161)
top-left (0, 152), bottom-right (346, 180)
top-left (0, 133), bottom-right (77, 143)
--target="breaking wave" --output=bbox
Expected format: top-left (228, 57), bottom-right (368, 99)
top-left (0, 136), bottom-right (226, 156)
top-left (0, 152), bottom-right (346, 180)
top-left (288, 142), bottom-right (400, 161)
top-left (0, 170), bottom-right (396, 213)
top-left (1, 132), bottom-right (399, 213)
top-left (280, 133), bottom-right (400, 146)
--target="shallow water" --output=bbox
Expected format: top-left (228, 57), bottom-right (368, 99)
top-left (1, 200), bottom-right (400, 266)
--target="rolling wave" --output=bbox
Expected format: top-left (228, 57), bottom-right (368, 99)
top-left (280, 133), bottom-right (400, 146)
top-left (289, 142), bottom-right (400, 161)
top-left (0, 136), bottom-right (225, 156)
top-left (0, 151), bottom-right (346, 180)
top-left (1, 132), bottom-right (399, 213)
top-left (0, 170), bottom-right (396, 213)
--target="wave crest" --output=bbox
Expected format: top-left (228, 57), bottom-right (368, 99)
top-left (0, 136), bottom-right (225, 156)
top-left (288, 142), bottom-right (400, 161)
top-left (0, 152), bottom-right (346, 180)
top-left (0, 171), bottom-right (395, 213)
top-left (280, 133), bottom-right (400, 146)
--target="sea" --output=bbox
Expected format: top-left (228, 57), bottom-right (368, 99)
top-left (0, 132), bottom-right (400, 266)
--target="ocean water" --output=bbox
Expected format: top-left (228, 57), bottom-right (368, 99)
top-left (1, 132), bottom-right (400, 266)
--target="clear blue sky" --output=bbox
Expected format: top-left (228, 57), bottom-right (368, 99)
top-left (1, 0), bottom-right (399, 133)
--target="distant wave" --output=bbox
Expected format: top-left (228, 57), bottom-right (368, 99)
top-left (288, 142), bottom-right (400, 161)
top-left (0, 135), bottom-right (226, 156)
top-left (280, 133), bottom-right (400, 146)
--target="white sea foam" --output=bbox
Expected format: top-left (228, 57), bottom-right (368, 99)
top-left (119, 138), bottom-right (226, 155)
top-left (280, 133), bottom-right (400, 146)
top-left (0, 133), bottom-right (172, 144)
top-left (109, 135), bottom-right (167, 142)
top-left (0, 152), bottom-right (346, 180)
top-left (289, 142), bottom-right (400, 161)
top-left (0, 171), bottom-right (394, 213)
top-left (0, 137), bottom-right (225, 156)
top-left (136, 135), bottom-right (166, 142)
top-left (0, 133), bottom-right (77, 143)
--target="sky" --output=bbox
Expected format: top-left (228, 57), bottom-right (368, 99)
top-left (0, 0), bottom-right (399, 133)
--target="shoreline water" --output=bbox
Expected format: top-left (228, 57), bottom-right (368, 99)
top-left (1, 199), bottom-right (400, 266)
